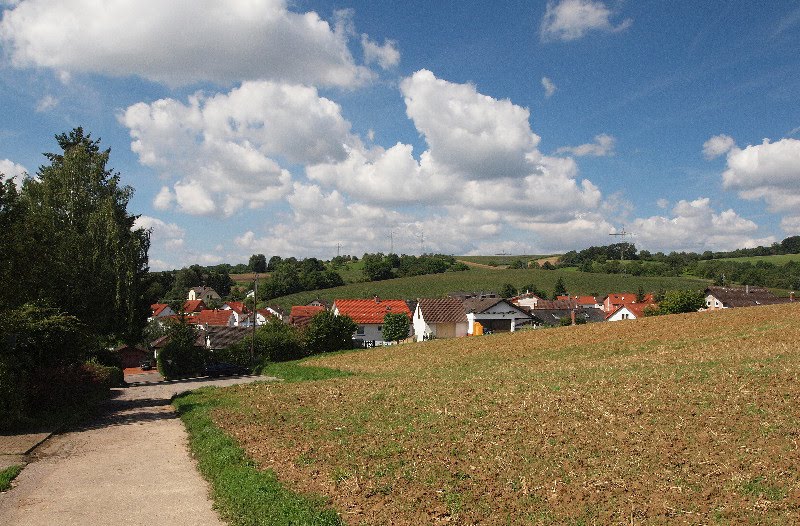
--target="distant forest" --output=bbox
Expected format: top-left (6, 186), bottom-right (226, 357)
top-left (557, 235), bottom-right (800, 291)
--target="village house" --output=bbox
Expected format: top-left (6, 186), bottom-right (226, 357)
top-left (530, 308), bottom-right (607, 327)
top-left (149, 303), bottom-right (175, 321)
top-left (221, 301), bottom-right (249, 325)
top-left (289, 305), bottom-right (325, 328)
top-left (462, 296), bottom-right (532, 335)
top-left (704, 286), bottom-right (793, 310)
top-left (413, 298), bottom-right (469, 342)
top-left (332, 297), bottom-right (413, 345)
top-left (601, 292), bottom-right (655, 313)
top-left (557, 295), bottom-right (602, 309)
top-left (194, 309), bottom-right (236, 327)
top-left (182, 299), bottom-right (206, 316)
top-left (509, 291), bottom-right (545, 309)
top-left (187, 286), bottom-right (221, 302)
top-left (605, 303), bottom-right (651, 322)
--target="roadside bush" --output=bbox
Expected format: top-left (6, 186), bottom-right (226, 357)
top-left (157, 319), bottom-right (204, 379)
top-left (84, 360), bottom-right (125, 388)
top-left (0, 357), bottom-right (27, 431)
top-left (304, 312), bottom-right (357, 354)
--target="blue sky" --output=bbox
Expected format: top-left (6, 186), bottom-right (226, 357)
top-left (1, 0), bottom-right (799, 270)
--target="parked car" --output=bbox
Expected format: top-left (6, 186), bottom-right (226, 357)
top-left (140, 360), bottom-right (153, 371)
top-left (203, 362), bottom-right (249, 377)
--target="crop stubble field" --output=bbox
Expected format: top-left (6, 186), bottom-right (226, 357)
top-left (207, 304), bottom-right (800, 524)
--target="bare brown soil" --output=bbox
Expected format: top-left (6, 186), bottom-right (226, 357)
top-left (230, 272), bottom-right (270, 283)
top-left (455, 259), bottom-right (507, 270)
top-left (213, 304), bottom-right (800, 525)
top-left (535, 256), bottom-right (561, 266)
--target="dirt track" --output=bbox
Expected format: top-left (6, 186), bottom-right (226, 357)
top-left (0, 375), bottom-right (273, 526)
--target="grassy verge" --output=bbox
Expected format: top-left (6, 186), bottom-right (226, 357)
top-left (174, 361), bottom-right (350, 525)
top-left (256, 361), bottom-right (353, 383)
top-left (0, 465), bottom-right (23, 492)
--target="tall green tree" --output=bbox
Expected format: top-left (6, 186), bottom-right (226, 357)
top-left (552, 277), bottom-right (568, 299)
top-left (13, 128), bottom-right (150, 342)
top-left (248, 254), bottom-right (267, 273)
top-left (382, 312), bottom-right (410, 343)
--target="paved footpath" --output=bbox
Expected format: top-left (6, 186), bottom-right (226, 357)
top-left (0, 374), bottom-right (274, 526)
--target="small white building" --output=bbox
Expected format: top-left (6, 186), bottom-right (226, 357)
top-left (463, 297), bottom-right (532, 335)
top-left (413, 298), bottom-right (468, 342)
top-left (333, 298), bottom-right (413, 345)
top-left (509, 292), bottom-right (545, 309)
top-left (605, 303), bottom-right (649, 322)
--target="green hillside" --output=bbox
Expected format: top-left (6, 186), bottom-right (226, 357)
top-left (711, 253), bottom-right (800, 265)
top-left (267, 266), bottom-right (709, 310)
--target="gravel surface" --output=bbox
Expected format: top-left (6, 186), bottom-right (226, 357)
top-left (0, 375), bottom-right (275, 526)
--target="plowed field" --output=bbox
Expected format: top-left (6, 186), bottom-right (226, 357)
top-left (209, 304), bottom-right (800, 524)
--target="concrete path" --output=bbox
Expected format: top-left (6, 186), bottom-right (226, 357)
top-left (0, 374), bottom-right (274, 526)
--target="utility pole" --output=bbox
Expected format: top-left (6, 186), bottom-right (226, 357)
top-left (250, 273), bottom-right (257, 363)
top-left (336, 242), bottom-right (342, 258)
top-left (609, 226), bottom-right (633, 260)
top-left (388, 230), bottom-right (395, 253)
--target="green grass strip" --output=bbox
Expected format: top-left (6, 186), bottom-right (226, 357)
top-left (174, 384), bottom-right (343, 526)
top-left (256, 361), bottom-right (353, 383)
top-left (0, 464), bottom-right (23, 492)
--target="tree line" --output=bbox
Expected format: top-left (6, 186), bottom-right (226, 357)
top-left (1, 129), bottom-right (148, 428)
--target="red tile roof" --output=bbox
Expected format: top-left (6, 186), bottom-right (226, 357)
top-left (224, 301), bottom-right (248, 314)
top-left (334, 298), bottom-right (412, 324)
top-left (151, 303), bottom-right (170, 317)
top-left (605, 303), bottom-right (652, 320)
top-left (183, 300), bottom-right (206, 313)
top-left (195, 309), bottom-right (235, 326)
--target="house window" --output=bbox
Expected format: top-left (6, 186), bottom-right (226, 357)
top-left (378, 326), bottom-right (382, 332)
top-left (356, 326), bottom-right (365, 336)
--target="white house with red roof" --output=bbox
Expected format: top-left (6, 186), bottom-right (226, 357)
top-left (605, 302), bottom-right (652, 322)
top-left (333, 297), bottom-right (413, 345)
top-left (509, 292), bottom-right (545, 309)
top-left (222, 301), bottom-right (249, 326)
top-left (149, 303), bottom-right (175, 321)
top-left (602, 293), bottom-right (654, 313)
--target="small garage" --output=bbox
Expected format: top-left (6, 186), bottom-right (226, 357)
top-left (115, 344), bottom-right (150, 369)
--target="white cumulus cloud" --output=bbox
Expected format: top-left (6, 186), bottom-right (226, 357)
top-left (0, 158), bottom-right (28, 187)
top-left (120, 80), bottom-right (355, 215)
top-left (708, 137), bottom-right (800, 219)
top-left (556, 133), bottom-right (616, 157)
top-left (632, 197), bottom-right (773, 252)
top-left (541, 76), bottom-right (557, 98)
top-left (400, 69), bottom-right (540, 180)
top-left (361, 34), bottom-right (400, 70)
top-left (702, 134), bottom-right (736, 159)
top-left (0, 0), bottom-right (372, 87)
top-left (540, 0), bottom-right (632, 42)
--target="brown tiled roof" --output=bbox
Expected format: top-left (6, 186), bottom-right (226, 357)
top-left (198, 326), bottom-right (251, 349)
top-left (334, 298), bottom-right (412, 324)
top-left (417, 298), bottom-right (467, 324)
top-left (289, 305), bottom-right (325, 327)
top-left (534, 299), bottom-right (578, 310)
top-left (705, 286), bottom-right (788, 308)
top-left (462, 298), bottom-right (530, 317)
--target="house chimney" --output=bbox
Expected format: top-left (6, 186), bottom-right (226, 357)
top-left (746, 285), bottom-right (749, 294)
top-left (571, 310), bottom-right (576, 326)
top-left (374, 295), bottom-right (380, 303)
